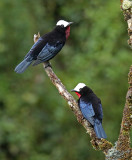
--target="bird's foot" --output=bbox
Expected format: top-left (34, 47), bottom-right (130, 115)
top-left (44, 62), bottom-right (52, 68)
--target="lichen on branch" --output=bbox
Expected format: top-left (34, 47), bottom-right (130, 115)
top-left (116, 66), bottom-right (132, 159)
top-left (122, 0), bottom-right (132, 10)
top-left (121, 0), bottom-right (132, 48)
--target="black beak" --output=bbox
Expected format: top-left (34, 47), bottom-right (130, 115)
top-left (71, 89), bottom-right (75, 92)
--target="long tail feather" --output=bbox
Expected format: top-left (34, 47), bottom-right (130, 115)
top-left (94, 119), bottom-right (107, 139)
top-left (32, 60), bottom-right (42, 66)
top-left (14, 58), bottom-right (32, 74)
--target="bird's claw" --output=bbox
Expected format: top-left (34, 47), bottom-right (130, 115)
top-left (44, 62), bottom-right (52, 68)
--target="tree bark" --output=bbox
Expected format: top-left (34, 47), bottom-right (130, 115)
top-left (121, 0), bottom-right (132, 48)
top-left (116, 66), bottom-right (132, 159)
top-left (106, 1), bottom-right (132, 159)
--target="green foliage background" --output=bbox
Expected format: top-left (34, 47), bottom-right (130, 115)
top-left (0, 0), bottom-right (131, 160)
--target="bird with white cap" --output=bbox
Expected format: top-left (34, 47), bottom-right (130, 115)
top-left (15, 20), bottom-right (73, 73)
top-left (71, 83), bottom-right (107, 139)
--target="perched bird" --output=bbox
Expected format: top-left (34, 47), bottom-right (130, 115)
top-left (15, 20), bottom-right (73, 73)
top-left (71, 83), bottom-right (107, 139)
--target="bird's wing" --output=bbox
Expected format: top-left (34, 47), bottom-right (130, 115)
top-left (32, 41), bottom-right (64, 66)
top-left (79, 99), bottom-right (95, 125)
top-left (98, 104), bottom-right (103, 121)
top-left (24, 37), bottom-right (45, 59)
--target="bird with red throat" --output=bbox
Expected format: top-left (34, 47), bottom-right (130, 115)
top-left (15, 20), bottom-right (73, 73)
top-left (71, 83), bottom-right (107, 139)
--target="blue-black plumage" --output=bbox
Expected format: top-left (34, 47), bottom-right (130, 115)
top-left (71, 83), bottom-right (107, 139)
top-left (14, 20), bottom-right (73, 74)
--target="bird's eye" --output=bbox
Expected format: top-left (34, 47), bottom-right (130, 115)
top-left (61, 24), bottom-right (64, 27)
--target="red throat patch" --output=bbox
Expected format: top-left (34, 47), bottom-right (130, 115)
top-left (75, 92), bottom-right (81, 98)
top-left (65, 26), bottom-right (70, 39)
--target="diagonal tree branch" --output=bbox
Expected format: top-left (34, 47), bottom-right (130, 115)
top-left (33, 33), bottom-right (113, 155)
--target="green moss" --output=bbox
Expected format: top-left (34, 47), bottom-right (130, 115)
top-left (122, 130), bottom-right (129, 135)
top-left (91, 139), bottom-right (113, 152)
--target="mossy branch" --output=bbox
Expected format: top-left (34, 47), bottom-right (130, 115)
top-left (113, 1), bottom-right (132, 159)
top-left (33, 33), bottom-right (112, 155)
top-left (116, 66), bottom-right (132, 158)
top-left (121, 0), bottom-right (132, 48)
